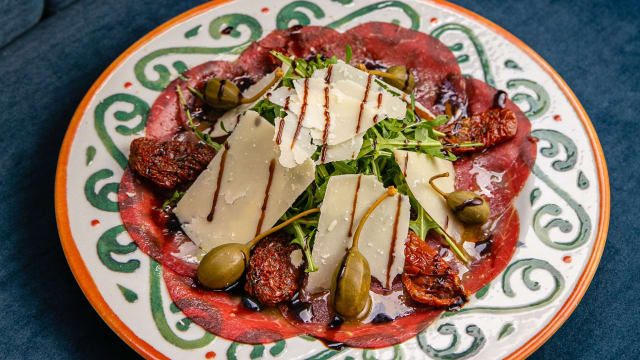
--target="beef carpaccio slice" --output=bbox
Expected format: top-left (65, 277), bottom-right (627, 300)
top-left (118, 22), bottom-right (536, 347)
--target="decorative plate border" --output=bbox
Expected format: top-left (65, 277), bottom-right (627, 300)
top-left (54, 0), bottom-right (610, 359)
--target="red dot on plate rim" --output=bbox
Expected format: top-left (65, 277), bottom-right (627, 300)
top-left (261, 7), bottom-right (269, 13)
top-left (430, 17), bottom-right (438, 24)
top-left (124, 81), bottom-right (132, 88)
top-left (553, 114), bottom-right (562, 121)
top-left (563, 255), bottom-right (572, 263)
top-left (205, 351), bottom-right (216, 359)
top-left (91, 219), bottom-right (100, 227)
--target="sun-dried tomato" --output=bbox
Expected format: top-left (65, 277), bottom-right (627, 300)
top-left (438, 107), bottom-right (518, 154)
top-left (401, 231), bottom-right (468, 309)
top-left (245, 234), bottom-right (301, 306)
top-left (129, 137), bottom-right (215, 189)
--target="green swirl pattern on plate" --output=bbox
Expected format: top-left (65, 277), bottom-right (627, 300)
top-left (531, 129), bottom-right (592, 250)
top-left (417, 323), bottom-right (486, 360)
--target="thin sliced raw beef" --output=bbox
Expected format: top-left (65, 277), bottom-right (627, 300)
top-left (164, 267), bottom-right (304, 343)
top-left (344, 22), bottom-right (462, 110)
top-left (118, 22), bottom-right (535, 347)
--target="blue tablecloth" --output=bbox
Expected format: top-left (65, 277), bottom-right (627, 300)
top-left (0, 0), bottom-right (634, 358)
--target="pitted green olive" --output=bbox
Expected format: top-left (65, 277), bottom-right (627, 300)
top-left (204, 79), bottom-right (242, 110)
top-left (383, 66), bottom-right (416, 93)
top-left (429, 173), bottom-right (490, 225)
top-left (331, 250), bottom-right (371, 318)
top-left (197, 243), bottom-right (249, 289)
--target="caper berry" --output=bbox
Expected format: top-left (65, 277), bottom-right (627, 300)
top-left (197, 243), bottom-right (248, 289)
top-left (204, 78), bottom-right (242, 110)
top-left (429, 173), bottom-right (490, 225)
top-left (383, 66), bottom-right (416, 93)
top-left (446, 190), bottom-right (490, 225)
top-left (331, 250), bottom-right (371, 318)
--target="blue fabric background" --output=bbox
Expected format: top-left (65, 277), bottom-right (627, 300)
top-left (0, 0), bottom-right (635, 358)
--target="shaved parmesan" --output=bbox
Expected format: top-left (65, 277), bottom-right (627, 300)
top-left (174, 110), bottom-right (315, 252)
top-left (275, 61), bottom-right (406, 168)
top-left (393, 150), bottom-right (464, 241)
top-left (316, 134), bottom-right (364, 164)
top-left (305, 175), bottom-right (410, 294)
top-left (266, 86), bottom-right (295, 108)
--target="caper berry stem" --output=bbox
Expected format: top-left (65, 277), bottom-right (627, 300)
top-left (246, 207), bottom-right (320, 249)
top-left (187, 86), bottom-right (205, 102)
top-left (435, 228), bottom-right (470, 264)
top-left (356, 64), bottom-right (394, 80)
top-left (352, 187), bottom-right (398, 250)
top-left (239, 68), bottom-right (284, 104)
top-left (429, 172), bottom-right (450, 199)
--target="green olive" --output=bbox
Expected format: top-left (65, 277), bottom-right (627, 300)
top-left (383, 66), bottom-right (416, 93)
top-left (330, 250), bottom-right (372, 318)
top-left (204, 78), bottom-right (242, 110)
top-left (447, 191), bottom-right (490, 225)
top-left (197, 243), bottom-right (249, 289)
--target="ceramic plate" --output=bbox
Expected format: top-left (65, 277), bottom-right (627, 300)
top-left (54, 0), bottom-right (609, 359)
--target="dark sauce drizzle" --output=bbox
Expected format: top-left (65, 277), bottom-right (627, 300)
top-left (454, 197), bottom-right (484, 213)
top-left (347, 174), bottom-right (362, 237)
top-left (494, 90), bottom-right (508, 109)
top-left (327, 316), bottom-right (344, 330)
top-left (275, 119), bottom-right (286, 145)
top-left (241, 297), bottom-right (263, 312)
top-left (402, 152), bottom-right (409, 177)
top-left (355, 74), bottom-right (373, 134)
top-left (291, 78), bottom-right (310, 150)
top-left (371, 312), bottom-right (393, 324)
top-left (386, 195), bottom-right (403, 289)
top-left (220, 26), bottom-right (234, 35)
top-left (207, 142), bottom-right (230, 222)
top-left (289, 292), bottom-right (313, 323)
top-left (217, 79), bottom-right (227, 101)
top-left (275, 97), bottom-right (290, 146)
top-left (372, 92), bottom-right (383, 124)
top-left (320, 65), bottom-right (334, 163)
top-left (255, 159), bottom-right (276, 236)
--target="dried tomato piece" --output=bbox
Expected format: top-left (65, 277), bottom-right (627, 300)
top-left (438, 107), bottom-right (518, 154)
top-left (129, 137), bottom-right (215, 189)
top-left (245, 234), bottom-right (301, 306)
top-left (401, 231), bottom-right (468, 309)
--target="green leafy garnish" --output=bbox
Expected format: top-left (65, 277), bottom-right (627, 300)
top-left (345, 44), bottom-right (353, 64)
top-left (250, 98), bottom-right (285, 125)
top-left (269, 50), bottom-right (338, 87)
top-left (162, 190), bottom-right (185, 210)
top-left (176, 86), bottom-right (222, 151)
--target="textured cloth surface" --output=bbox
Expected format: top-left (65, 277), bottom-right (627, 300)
top-left (0, 0), bottom-right (43, 47)
top-left (0, 0), bottom-right (635, 359)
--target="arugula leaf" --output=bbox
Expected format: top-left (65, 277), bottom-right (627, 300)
top-left (289, 222), bottom-right (318, 273)
top-left (270, 50), bottom-right (338, 83)
top-left (250, 98), bottom-right (284, 125)
top-left (162, 190), bottom-right (185, 210)
top-left (345, 44), bottom-right (352, 64)
top-left (408, 192), bottom-right (438, 241)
